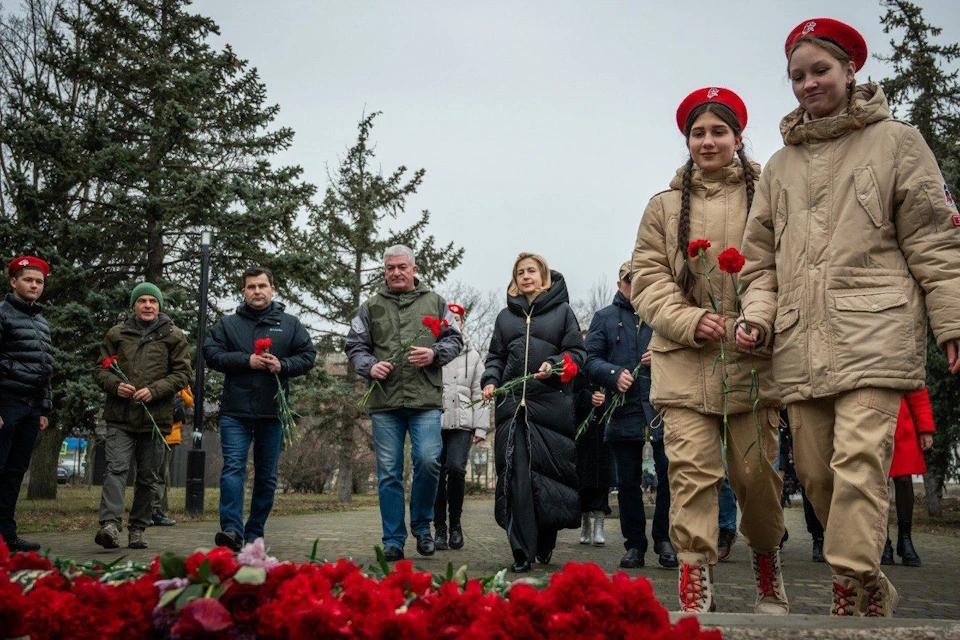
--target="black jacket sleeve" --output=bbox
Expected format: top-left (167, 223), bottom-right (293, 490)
top-left (203, 319), bottom-right (249, 373)
top-left (280, 318), bottom-right (317, 378)
top-left (482, 312), bottom-right (508, 389)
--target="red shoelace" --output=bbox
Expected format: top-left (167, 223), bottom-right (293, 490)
top-left (832, 582), bottom-right (857, 616)
top-left (679, 564), bottom-right (705, 611)
top-left (755, 552), bottom-right (778, 597)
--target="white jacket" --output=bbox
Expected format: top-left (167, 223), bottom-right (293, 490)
top-left (441, 335), bottom-right (489, 438)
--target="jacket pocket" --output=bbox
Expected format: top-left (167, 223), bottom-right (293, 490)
top-left (833, 290), bottom-right (907, 313)
top-left (854, 167), bottom-right (884, 228)
top-left (830, 289), bottom-right (911, 375)
top-left (774, 306), bottom-right (800, 334)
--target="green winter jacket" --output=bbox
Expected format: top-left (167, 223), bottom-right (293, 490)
top-left (345, 281), bottom-right (462, 413)
top-left (94, 314), bottom-right (192, 432)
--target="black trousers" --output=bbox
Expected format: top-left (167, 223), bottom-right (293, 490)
top-left (801, 485), bottom-right (824, 539)
top-left (0, 398), bottom-right (42, 540)
top-left (611, 441), bottom-right (649, 553)
top-left (506, 419), bottom-right (557, 563)
top-left (435, 429), bottom-right (472, 529)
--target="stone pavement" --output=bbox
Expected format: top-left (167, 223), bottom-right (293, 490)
top-left (24, 497), bottom-right (960, 637)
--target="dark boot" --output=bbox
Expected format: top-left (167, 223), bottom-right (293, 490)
top-left (434, 525), bottom-right (449, 551)
top-left (896, 520), bottom-right (920, 567)
top-left (880, 538), bottom-right (895, 565)
top-left (448, 523), bottom-right (464, 550)
top-left (812, 536), bottom-right (825, 563)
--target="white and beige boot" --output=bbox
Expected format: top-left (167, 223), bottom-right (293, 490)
top-left (579, 512), bottom-right (592, 545)
top-left (751, 549), bottom-right (789, 615)
top-left (678, 563), bottom-right (715, 613)
top-left (592, 510), bottom-right (605, 546)
top-left (830, 577), bottom-right (859, 616)
top-left (860, 572), bottom-right (899, 617)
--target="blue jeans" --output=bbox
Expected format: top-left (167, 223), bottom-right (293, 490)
top-left (370, 408), bottom-right (442, 548)
top-left (219, 415), bottom-right (283, 541)
top-left (718, 476), bottom-right (738, 532)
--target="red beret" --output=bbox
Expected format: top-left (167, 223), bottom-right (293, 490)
top-left (447, 302), bottom-right (465, 316)
top-left (676, 87), bottom-right (748, 134)
top-left (785, 18), bottom-right (868, 71)
top-left (8, 255), bottom-right (49, 278)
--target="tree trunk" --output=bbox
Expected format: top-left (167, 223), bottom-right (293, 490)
top-left (26, 427), bottom-right (63, 500)
top-left (336, 368), bottom-right (359, 503)
top-left (922, 471), bottom-right (941, 517)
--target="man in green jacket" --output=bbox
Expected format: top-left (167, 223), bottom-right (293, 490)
top-left (345, 245), bottom-right (462, 562)
top-left (93, 282), bottom-right (191, 550)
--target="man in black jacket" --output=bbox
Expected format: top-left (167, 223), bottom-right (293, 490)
top-left (584, 261), bottom-right (677, 570)
top-left (0, 256), bottom-right (54, 553)
top-left (204, 267), bottom-right (316, 551)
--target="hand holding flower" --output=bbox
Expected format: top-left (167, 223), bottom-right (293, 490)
top-left (615, 369), bottom-right (634, 393)
top-left (591, 390), bottom-right (606, 407)
top-left (735, 320), bottom-right (761, 349)
top-left (408, 346), bottom-right (435, 368)
top-left (533, 361), bottom-right (553, 380)
top-left (482, 384), bottom-right (496, 401)
top-left (694, 312), bottom-right (728, 342)
top-left (370, 361), bottom-right (394, 380)
top-left (117, 382), bottom-right (136, 398)
top-left (132, 387), bottom-right (153, 403)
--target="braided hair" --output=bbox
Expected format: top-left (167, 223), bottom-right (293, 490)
top-left (676, 102), bottom-right (755, 301)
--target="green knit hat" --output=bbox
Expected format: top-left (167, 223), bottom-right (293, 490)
top-left (130, 282), bottom-right (164, 309)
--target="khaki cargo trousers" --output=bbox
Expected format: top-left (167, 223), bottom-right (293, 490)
top-left (661, 406), bottom-right (784, 566)
top-left (788, 387), bottom-right (900, 589)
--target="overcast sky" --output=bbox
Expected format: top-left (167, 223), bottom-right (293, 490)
top-left (194, 0), bottom-right (959, 305)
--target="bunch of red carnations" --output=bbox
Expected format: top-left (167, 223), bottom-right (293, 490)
top-left (0, 537), bottom-right (720, 639)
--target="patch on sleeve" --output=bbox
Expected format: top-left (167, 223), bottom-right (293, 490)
top-left (946, 183), bottom-right (956, 209)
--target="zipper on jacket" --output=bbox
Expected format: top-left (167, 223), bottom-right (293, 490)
top-left (520, 310), bottom-right (533, 407)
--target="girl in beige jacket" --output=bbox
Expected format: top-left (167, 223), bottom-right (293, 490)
top-left (632, 88), bottom-right (787, 615)
top-left (737, 18), bottom-right (960, 618)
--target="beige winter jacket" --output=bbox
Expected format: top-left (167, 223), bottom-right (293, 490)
top-left (631, 161), bottom-right (777, 416)
top-left (739, 85), bottom-right (960, 404)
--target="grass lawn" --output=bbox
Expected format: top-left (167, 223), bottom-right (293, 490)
top-left (913, 494), bottom-right (960, 538)
top-left (15, 485), bottom-right (377, 533)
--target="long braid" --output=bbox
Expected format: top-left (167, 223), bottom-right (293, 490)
top-left (737, 146), bottom-right (756, 213)
top-left (676, 158), bottom-right (696, 300)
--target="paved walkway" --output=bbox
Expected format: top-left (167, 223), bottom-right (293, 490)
top-left (25, 497), bottom-right (960, 637)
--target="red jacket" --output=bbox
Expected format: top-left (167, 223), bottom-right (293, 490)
top-left (890, 388), bottom-right (935, 478)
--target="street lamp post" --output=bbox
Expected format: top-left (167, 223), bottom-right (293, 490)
top-left (185, 230), bottom-right (212, 515)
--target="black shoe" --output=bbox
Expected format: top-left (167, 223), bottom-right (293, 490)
top-left (619, 548), bottom-right (644, 569)
top-left (449, 524), bottom-right (464, 550)
top-left (654, 540), bottom-right (679, 568)
top-left (717, 528), bottom-right (737, 561)
top-left (812, 536), bottom-right (826, 563)
top-left (383, 545), bottom-right (405, 562)
top-left (214, 530), bottom-right (243, 552)
top-left (897, 520), bottom-right (921, 567)
top-left (434, 526), bottom-right (449, 551)
top-left (536, 549), bottom-right (552, 565)
top-left (511, 559), bottom-right (532, 573)
top-left (416, 533), bottom-right (436, 556)
top-left (3, 535), bottom-right (41, 553)
top-left (779, 528), bottom-right (789, 549)
top-left (151, 510), bottom-right (176, 527)
top-left (881, 538), bottom-right (895, 566)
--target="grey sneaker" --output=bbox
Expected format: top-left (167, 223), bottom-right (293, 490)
top-left (95, 523), bottom-right (121, 549)
top-left (128, 527), bottom-right (147, 549)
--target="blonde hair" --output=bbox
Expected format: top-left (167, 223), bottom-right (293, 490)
top-left (507, 252), bottom-right (552, 297)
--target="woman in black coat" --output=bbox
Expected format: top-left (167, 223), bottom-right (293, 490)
top-left (481, 253), bottom-right (585, 573)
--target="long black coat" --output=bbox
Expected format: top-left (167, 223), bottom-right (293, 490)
top-left (482, 271), bottom-right (585, 533)
top-left (573, 372), bottom-right (615, 492)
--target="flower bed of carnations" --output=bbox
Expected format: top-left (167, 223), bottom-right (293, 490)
top-left (0, 537), bottom-right (720, 639)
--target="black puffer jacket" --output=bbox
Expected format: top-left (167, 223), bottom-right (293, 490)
top-left (482, 271), bottom-right (585, 533)
top-left (0, 293), bottom-right (53, 413)
top-left (203, 301), bottom-right (316, 419)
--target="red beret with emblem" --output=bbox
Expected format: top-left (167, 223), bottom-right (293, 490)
top-left (447, 302), bottom-right (465, 317)
top-left (8, 255), bottom-right (50, 278)
top-left (676, 87), bottom-right (748, 134)
top-left (785, 18), bottom-right (868, 71)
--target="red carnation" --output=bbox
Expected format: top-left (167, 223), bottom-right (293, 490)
top-left (687, 238), bottom-right (711, 258)
top-left (101, 355), bottom-right (119, 369)
top-left (559, 353), bottom-right (578, 384)
top-left (422, 316), bottom-right (445, 338)
top-left (220, 582), bottom-right (263, 626)
top-left (171, 598), bottom-right (234, 639)
top-left (717, 247), bottom-right (746, 274)
top-left (185, 547), bottom-right (240, 581)
top-left (254, 337), bottom-right (273, 355)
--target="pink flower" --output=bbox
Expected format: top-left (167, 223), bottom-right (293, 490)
top-left (237, 538), bottom-right (281, 571)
